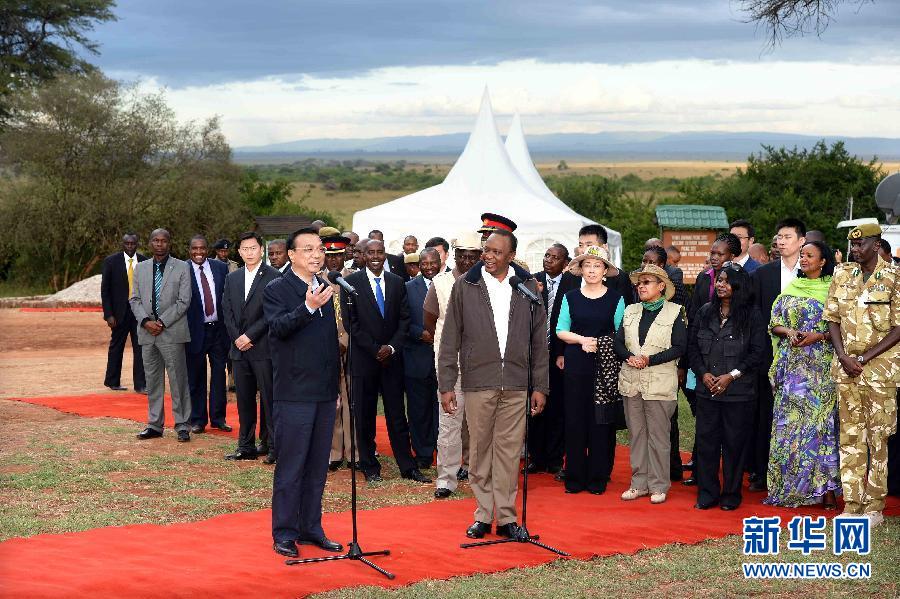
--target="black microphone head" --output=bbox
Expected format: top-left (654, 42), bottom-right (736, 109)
top-left (508, 276), bottom-right (522, 289)
top-left (326, 270), bottom-right (341, 284)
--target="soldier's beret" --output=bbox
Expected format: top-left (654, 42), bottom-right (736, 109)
top-left (404, 253), bottom-right (420, 264)
top-left (318, 226), bottom-right (341, 238)
top-left (847, 223), bottom-right (882, 240)
top-left (213, 239), bottom-right (230, 250)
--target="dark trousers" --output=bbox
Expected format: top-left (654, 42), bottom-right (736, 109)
top-left (233, 358), bottom-right (274, 454)
top-left (751, 374), bottom-right (775, 479)
top-left (271, 400), bottom-right (335, 543)
top-left (405, 369), bottom-right (439, 466)
top-left (695, 397), bottom-right (755, 508)
top-left (104, 311), bottom-right (146, 390)
top-left (352, 365), bottom-right (416, 476)
top-left (889, 390), bottom-right (900, 496)
top-left (186, 322), bottom-right (228, 427)
top-left (563, 371), bottom-right (614, 493)
top-left (528, 361), bottom-right (565, 470)
top-left (669, 405), bottom-right (683, 479)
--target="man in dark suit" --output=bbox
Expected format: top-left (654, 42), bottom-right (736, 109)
top-left (749, 218), bottom-right (806, 492)
top-left (185, 235), bottom-right (231, 434)
top-left (268, 239), bottom-right (290, 274)
top-left (404, 248), bottom-right (441, 470)
top-left (101, 232), bottom-right (148, 392)
top-left (730, 219), bottom-right (761, 273)
top-left (528, 243), bottom-right (577, 474)
top-left (222, 232), bottom-right (281, 463)
top-left (367, 229), bottom-right (407, 280)
top-left (340, 239), bottom-right (430, 484)
top-left (263, 228), bottom-right (343, 558)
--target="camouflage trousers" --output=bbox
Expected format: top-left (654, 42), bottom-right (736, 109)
top-left (837, 382), bottom-right (898, 513)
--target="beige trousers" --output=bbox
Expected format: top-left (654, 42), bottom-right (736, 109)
top-left (330, 371), bottom-right (354, 462)
top-left (436, 377), bottom-right (466, 491)
top-left (624, 394), bottom-right (676, 494)
top-left (465, 389), bottom-right (527, 526)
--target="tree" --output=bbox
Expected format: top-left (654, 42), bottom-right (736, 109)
top-left (0, 0), bottom-right (116, 124)
top-left (0, 73), bottom-right (252, 290)
top-left (679, 141), bottom-right (884, 252)
top-left (239, 170), bottom-right (292, 214)
top-left (739, 0), bottom-right (872, 44)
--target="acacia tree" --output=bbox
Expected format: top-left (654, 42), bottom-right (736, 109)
top-left (0, 0), bottom-right (116, 125)
top-left (0, 73), bottom-right (252, 291)
top-left (740, 0), bottom-right (873, 44)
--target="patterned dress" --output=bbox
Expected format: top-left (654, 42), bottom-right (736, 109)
top-left (764, 294), bottom-right (841, 507)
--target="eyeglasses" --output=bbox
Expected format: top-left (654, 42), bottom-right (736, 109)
top-left (635, 278), bottom-right (662, 287)
top-left (290, 245), bottom-right (325, 255)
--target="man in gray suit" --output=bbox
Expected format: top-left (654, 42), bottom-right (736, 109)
top-left (129, 228), bottom-right (194, 441)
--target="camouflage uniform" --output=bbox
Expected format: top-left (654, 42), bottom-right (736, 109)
top-left (823, 257), bottom-right (900, 514)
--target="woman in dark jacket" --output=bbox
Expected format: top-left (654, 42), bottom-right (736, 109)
top-left (688, 263), bottom-right (766, 510)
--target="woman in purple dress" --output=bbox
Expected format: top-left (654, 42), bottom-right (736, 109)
top-left (764, 241), bottom-right (840, 509)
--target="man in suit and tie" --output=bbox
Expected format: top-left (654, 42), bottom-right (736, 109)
top-left (749, 217), bottom-right (806, 492)
top-left (730, 219), bottom-right (761, 274)
top-left (222, 231), bottom-right (281, 463)
top-left (185, 235), bottom-right (231, 434)
top-left (263, 228), bottom-right (344, 558)
top-left (528, 243), bottom-right (577, 475)
top-left (340, 239), bottom-right (430, 484)
top-left (102, 232), bottom-right (148, 393)
top-left (404, 247), bottom-right (442, 470)
top-left (268, 239), bottom-right (290, 274)
top-left (129, 228), bottom-right (193, 441)
top-left (367, 229), bottom-right (407, 281)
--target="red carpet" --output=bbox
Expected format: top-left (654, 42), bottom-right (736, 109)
top-left (8, 393), bottom-right (392, 454)
top-left (1, 450), bottom-right (895, 598)
top-left (19, 306), bottom-right (103, 312)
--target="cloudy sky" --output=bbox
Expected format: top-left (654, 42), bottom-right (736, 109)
top-left (90, 0), bottom-right (900, 146)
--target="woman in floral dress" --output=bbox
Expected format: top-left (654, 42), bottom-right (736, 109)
top-left (764, 241), bottom-right (840, 508)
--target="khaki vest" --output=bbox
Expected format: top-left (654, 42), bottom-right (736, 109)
top-left (618, 301), bottom-right (680, 401)
top-left (433, 269), bottom-right (457, 369)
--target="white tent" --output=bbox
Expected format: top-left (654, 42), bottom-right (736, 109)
top-left (352, 90), bottom-right (604, 272)
top-left (504, 113), bottom-right (622, 266)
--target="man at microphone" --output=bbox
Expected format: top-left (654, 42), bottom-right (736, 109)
top-left (439, 229), bottom-right (549, 540)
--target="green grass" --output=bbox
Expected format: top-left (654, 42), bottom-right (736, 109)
top-left (0, 279), bottom-right (51, 298)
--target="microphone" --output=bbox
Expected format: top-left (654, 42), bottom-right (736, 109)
top-left (327, 270), bottom-right (358, 296)
top-left (508, 275), bottom-right (541, 304)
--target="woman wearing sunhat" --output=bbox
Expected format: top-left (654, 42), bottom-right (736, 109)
top-left (614, 264), bottom-right (687, 505)
top-left (556, 246), bottom-right (626, 494)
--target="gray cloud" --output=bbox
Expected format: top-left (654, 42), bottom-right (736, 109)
top-left (93, 0), bottom-right (900, 86)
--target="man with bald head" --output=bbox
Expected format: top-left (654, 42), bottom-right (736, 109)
top-left (129, 228), bottom-right (193, 442)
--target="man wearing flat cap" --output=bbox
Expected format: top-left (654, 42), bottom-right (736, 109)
top-left (824, 222), bottom-right (900, 527)
top-left (213, 239), bottom-right (240, 273)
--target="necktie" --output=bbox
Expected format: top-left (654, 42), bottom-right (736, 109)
top-left (546, 277), bottom-right (556, 340)
top-left (199, 264), bottom-right (214, 317)
top-left (127, 258), bottom-right (134, 296)
top-left (374, 277), bottom-right (385, 317)
top-left (153, 262), bottom-right (163, 317)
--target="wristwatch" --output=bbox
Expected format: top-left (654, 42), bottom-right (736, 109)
top-left (729, 369), bottom-right (742, 379)
top-left (856, 355), bottom-right (866, 365)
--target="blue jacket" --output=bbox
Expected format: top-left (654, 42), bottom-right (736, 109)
top-left (263, 271), bottom-right (340, 403)
top-left (403, 275), bottom-right (435, 378)
top-left (186, 258), bottom-right (228, 354)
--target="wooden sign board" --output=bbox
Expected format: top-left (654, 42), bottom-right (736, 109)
top-left (663, 230), bottom-right (717, 284)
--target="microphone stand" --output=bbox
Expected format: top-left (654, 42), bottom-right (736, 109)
top-left (285, 289), bottom-right (395, 579)
top-left (461, 290), bottom-right (568, 557)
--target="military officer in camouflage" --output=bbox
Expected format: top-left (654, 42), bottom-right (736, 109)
top-left (824, 223), bottom-right (900, 527)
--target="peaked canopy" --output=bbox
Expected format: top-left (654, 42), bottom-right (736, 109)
top-left (352, 89), bottom-right (620, 271)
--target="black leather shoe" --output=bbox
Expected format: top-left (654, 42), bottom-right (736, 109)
top-left (298, 537), bottom-right (343, 553)
top-left (682, 477), bottom-right (697, 486)
top-left (225, 449), bottom-right (257, 460)
top-left (263, 453), bottom-right (276, 465)
top-left (365, 473), bottom-right (383, 484)
top-left (256, 444), bottom-right (269, 456)
top-left (106, 385), bottom-right (127, 391)
top-left (565, 488), bottom-right (583, 494)
top-left (273, 540), bottom-right (298, 558)
top-left (456, 467), bottom-right (469, 481)
top-left (682, 461), bottom-right (694, 472)
top-left (694, 500), bottom-right (719, 510)
top-left (137, 427), bottom-right (162, 440)
top-left (496, 522), bottom-right (524, 539)
top-left (748, 472), bottom-right (760, 484)
top-left (522, 462), bottom-right (543, 474)
top-left (191, 424), bottom-right (205, 434)
top-left (328, 460), bottom-right (343, 472)
top-left (554, 470), bottom-right (566, 482)
top-left (434, 488), bottom-right (452, 499)
top-left (212, 422), bottom-right (232, 432)
top-left (546, 465), bottom-right (562, 475)
top-left (134, 388), bottom-right (148, 395)
top-left (720, 504), bottom-right (738, 511)
top-left (748, 481), bottom-right (767, 493)
top-left (402, 469), bottom-right (432, 484)
top-left (416, 458), bottom-right (433, 470)
top-left (466, 521), bottom-right (491, 539)
top-left (177, 430), bottom-right (190, 442)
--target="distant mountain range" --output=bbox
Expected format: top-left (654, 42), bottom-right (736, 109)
top-left (234, 131), bottom-right (900, 162)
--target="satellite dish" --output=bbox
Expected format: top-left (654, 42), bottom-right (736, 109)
top-left (875, 173), bottom-right (900, 224)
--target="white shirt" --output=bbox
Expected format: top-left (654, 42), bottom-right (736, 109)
top-left (365, 268), bottom-right (388, 304)
top-left (123, 252), bottom-right (137, 268)
top-left (244, 263), bottom-right (260, 301)
top-left (779, 255), bottom-right (801, 291)
top-left (423, 276), bottom-right (433, 292)
top-left (735, 253), bottom-right (750, 267)
top-left (191, 260), bottom-right (218, 322)
top-left (482, 266), bottom-right (513, 359)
